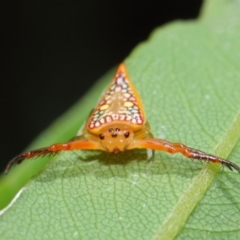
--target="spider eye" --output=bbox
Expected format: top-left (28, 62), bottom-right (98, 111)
top-left (116, 128), bottom-right (120, 132)
top-left (111, 133), bottom-right (117, 138)
top-left (124, 132), bottom-right (130, 138)
top-left (109, 128), bottom-right (113, 132)
top-left (99, 134), bottom-right (105, 140)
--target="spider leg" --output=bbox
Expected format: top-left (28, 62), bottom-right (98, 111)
top-left (4, 139), bottom-right (103, 174)
top-left (128, 138), bottom-right (240, 173)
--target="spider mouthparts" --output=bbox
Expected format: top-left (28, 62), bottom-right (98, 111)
top-left (113, 148), bottom-right (120, 153)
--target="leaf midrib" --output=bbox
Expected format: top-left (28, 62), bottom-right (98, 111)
top-left (154, 110), bottom-right (240, 240)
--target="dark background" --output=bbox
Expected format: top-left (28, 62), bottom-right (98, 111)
top-left (1, 0), bottom-right (203, 172)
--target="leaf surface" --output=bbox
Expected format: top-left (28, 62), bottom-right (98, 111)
top-left (1, 0), bottom-right (240, 239)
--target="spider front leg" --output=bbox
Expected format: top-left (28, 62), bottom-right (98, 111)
top-left (128, 138), bottom-right (240, 173)
top-left (4, 138), bottom-right (103, 174)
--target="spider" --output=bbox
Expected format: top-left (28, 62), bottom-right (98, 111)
top-left (4, 63), bottom-right (240, 174)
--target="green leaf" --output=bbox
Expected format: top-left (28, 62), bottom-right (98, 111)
top-left (1, 0), bottom-right (240, 239)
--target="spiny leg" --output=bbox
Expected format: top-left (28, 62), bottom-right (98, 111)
top-left (4, 139), bottom-right (102, 174)
top-left (5, 148), bottom-right (53, 174)
top-left (129, 138), bottom-right (240, 173)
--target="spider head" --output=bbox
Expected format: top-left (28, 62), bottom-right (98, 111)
top-left (98, 123), bottom-right (134, 153)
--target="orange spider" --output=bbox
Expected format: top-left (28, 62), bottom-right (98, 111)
top-left (4, 63), bottom-right (240, 174)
